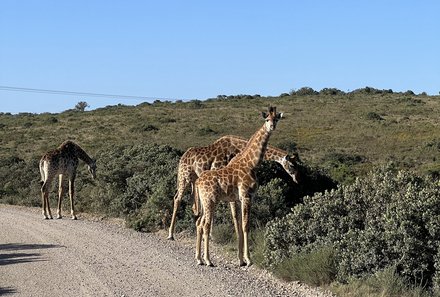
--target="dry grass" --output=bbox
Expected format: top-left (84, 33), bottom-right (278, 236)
top-left (2, 92), bottom-right (439, 183)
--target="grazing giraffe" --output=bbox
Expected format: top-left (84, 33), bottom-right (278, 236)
top-left (194, 106), bottom-right (283, 267)
top-left (39, 140), bottom-right (96, 220)
top-left (167, 135), bottom-right (299, 240)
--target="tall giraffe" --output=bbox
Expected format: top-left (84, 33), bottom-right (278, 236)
top-left (39, 140), bottom-right (96, 220)
top-left (194, 106), bottom-right (283, 267)
top-left (168, 135), bottom-right (299, 240)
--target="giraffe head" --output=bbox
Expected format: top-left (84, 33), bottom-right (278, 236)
top-left (262, 106), bottom-right (283, 132)
top-left (88, 159), bottom-right (97, 179)
top-left (280, 154), bottom-right (300, 184)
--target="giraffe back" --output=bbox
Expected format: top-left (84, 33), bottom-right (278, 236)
top-left (40, 145), bottom-right (79, 180)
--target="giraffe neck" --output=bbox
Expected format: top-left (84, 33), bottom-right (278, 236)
top-left (235, 124), bottom-right (271, 169)
top-left (74, 145), bottom-right (93, 165)
top-left (264, 146), bottom-right (288, 163)
top-left (61, 141), bottom-right (93, 165)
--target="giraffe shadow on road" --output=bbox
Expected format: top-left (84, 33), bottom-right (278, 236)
top-left (0, 286), bottom-right (17, 296)
top-left (0, 243), bottom-right (62, 266)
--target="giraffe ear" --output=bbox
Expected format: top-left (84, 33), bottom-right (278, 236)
top-left (261, 112), bottom-right (268, 119)
top-left (277, 112), bottom-right (284, 119)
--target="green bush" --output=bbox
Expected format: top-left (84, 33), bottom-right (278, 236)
top-left (293, 87), bottom-right (318, 96)
top-left (273, 246), bottom-right (336, 286)
top-left (251, 178), bottom-right (291, 228)
top-left (212, 223), bottom-right (235, 245)
top-left (366, 111), bottom-right (384, 121)
top-left (319, 88), bottom-right (345, 96)
top-left (87, 143), bottom-right (181, 230)
top-left (48, 143), bottom-right (183, 231)
top-left (0, 156), bottom-right (40, 206)
top-left (332, 266), bottom-right (431, 297)
top-left (321, 151), bottom-right (365, 184)
top-left (265, 166), bottom-right (440, 287)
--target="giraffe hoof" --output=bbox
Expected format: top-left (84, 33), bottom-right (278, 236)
top-left (57, 215), bottom-right (62, 219)
top-left (206, 262), bottom-right (214, 267)
top-left (197, 260), bottom-right (204, 266)
top-left (167, 236), bottom-right (175, 241)
top-left (71, 216), bottom-right (77, 220)
top-left (239, 262), bottom-right (246, 267)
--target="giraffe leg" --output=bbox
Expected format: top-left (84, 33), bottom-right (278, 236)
top-left (230, 202), bottom-right (245, 266)
top-left (203, 203), bottom-right (214, 267)
top-left (45, 190), bottom-right (53, 219)
top-left (57, 174), bottom-right (65, 219)
top-left (195, 216), bottom-right (203, 265)
top-left (69, 177), bottom-right (77, 220)
top-left (168, 172), bottom-right (193, 240)
top-left (241, 197), bottom-right (252, 267)
top-left (41, 182), bottom-right (50, 219)
top-left (41, 178), bottom-right (53, 219)
top-left (168, 187), bottom-right (185, 240)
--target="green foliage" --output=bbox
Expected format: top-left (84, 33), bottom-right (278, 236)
top-left (276, 139), bottom-right (298, 154)
top-left (265, 166), bottom-right (440, 288)
top-left (139, 124), bottom-right (159, 132)
top-left (249, 228), bottom-right (266, 267)
top-left (197, 126), bottom-right (217, 136)
top-left (321, 151), bottom-right (365, 184)
top-left (212, 223), bottom-right (235, 245)
top-left (88, 143), bottom-right (182, 231)
top-left (366, 111), bottom-right (384, 121)
top-left (188, 99), bottom-right (204, 109)
top-left (251, 178), bottom-right (291, 227)
top-left (0, 156), bottom-right (40, 206)
top-left (351, 86), bottom-right (393, 95)
top-left (332, 266), bottom-right (431, 297)
top-left (319, 88), bottom-right (345, 96)
top-left (291, 87), bottom-right (318, 96)
top-left (273, 246), bottom-right (336, 286)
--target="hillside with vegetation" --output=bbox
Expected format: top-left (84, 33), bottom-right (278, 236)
top-left (1, 87), bottom-right (439, 296)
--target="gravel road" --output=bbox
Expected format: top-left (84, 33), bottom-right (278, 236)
top-left (0, 204), bottom-right (333, 297)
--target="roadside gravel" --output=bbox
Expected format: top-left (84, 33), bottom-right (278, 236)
top-left (0, 204), bottom-right (334, 297)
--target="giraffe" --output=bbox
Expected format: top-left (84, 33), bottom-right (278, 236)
top-left (194, 106), bottom-right (283, 267)
top-left (167, 135), bottom-right (299, 240)
top-left (39, 140), bottom-right (96, 220)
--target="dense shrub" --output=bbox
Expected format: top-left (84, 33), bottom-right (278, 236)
top-left (82, 143), bottom-right (182, 231)
top-left (366, 111), bottom-right (385, 121)
top-left (321, 151), bottom-right (365, 184)
top-left (291, 87), bottom-right (318, 96)
top-left (0, 156), bottom-right (40, 206)
top-left (350, 86), bottom-right (393, 95)
top-left (273, 246), bottom-right (336, 286)
top-left (319, 88), bottom-right (345, 96)
top-left (265, 166), bottom-right (440, 287)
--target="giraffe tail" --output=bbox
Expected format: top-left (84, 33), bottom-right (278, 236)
top-left (192, 182), bottom-right (201, 219)
top-left (39, 159), bottom-right (46, 186)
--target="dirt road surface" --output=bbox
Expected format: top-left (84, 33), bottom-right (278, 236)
top-left (0, 204), bottom-right (333, 297)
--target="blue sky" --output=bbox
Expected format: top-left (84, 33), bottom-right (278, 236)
top-left (1, 1), bottom-right (439, 114)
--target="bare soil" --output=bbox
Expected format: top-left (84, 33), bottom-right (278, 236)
top-left (0, 204), bottom-right (333, 297)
